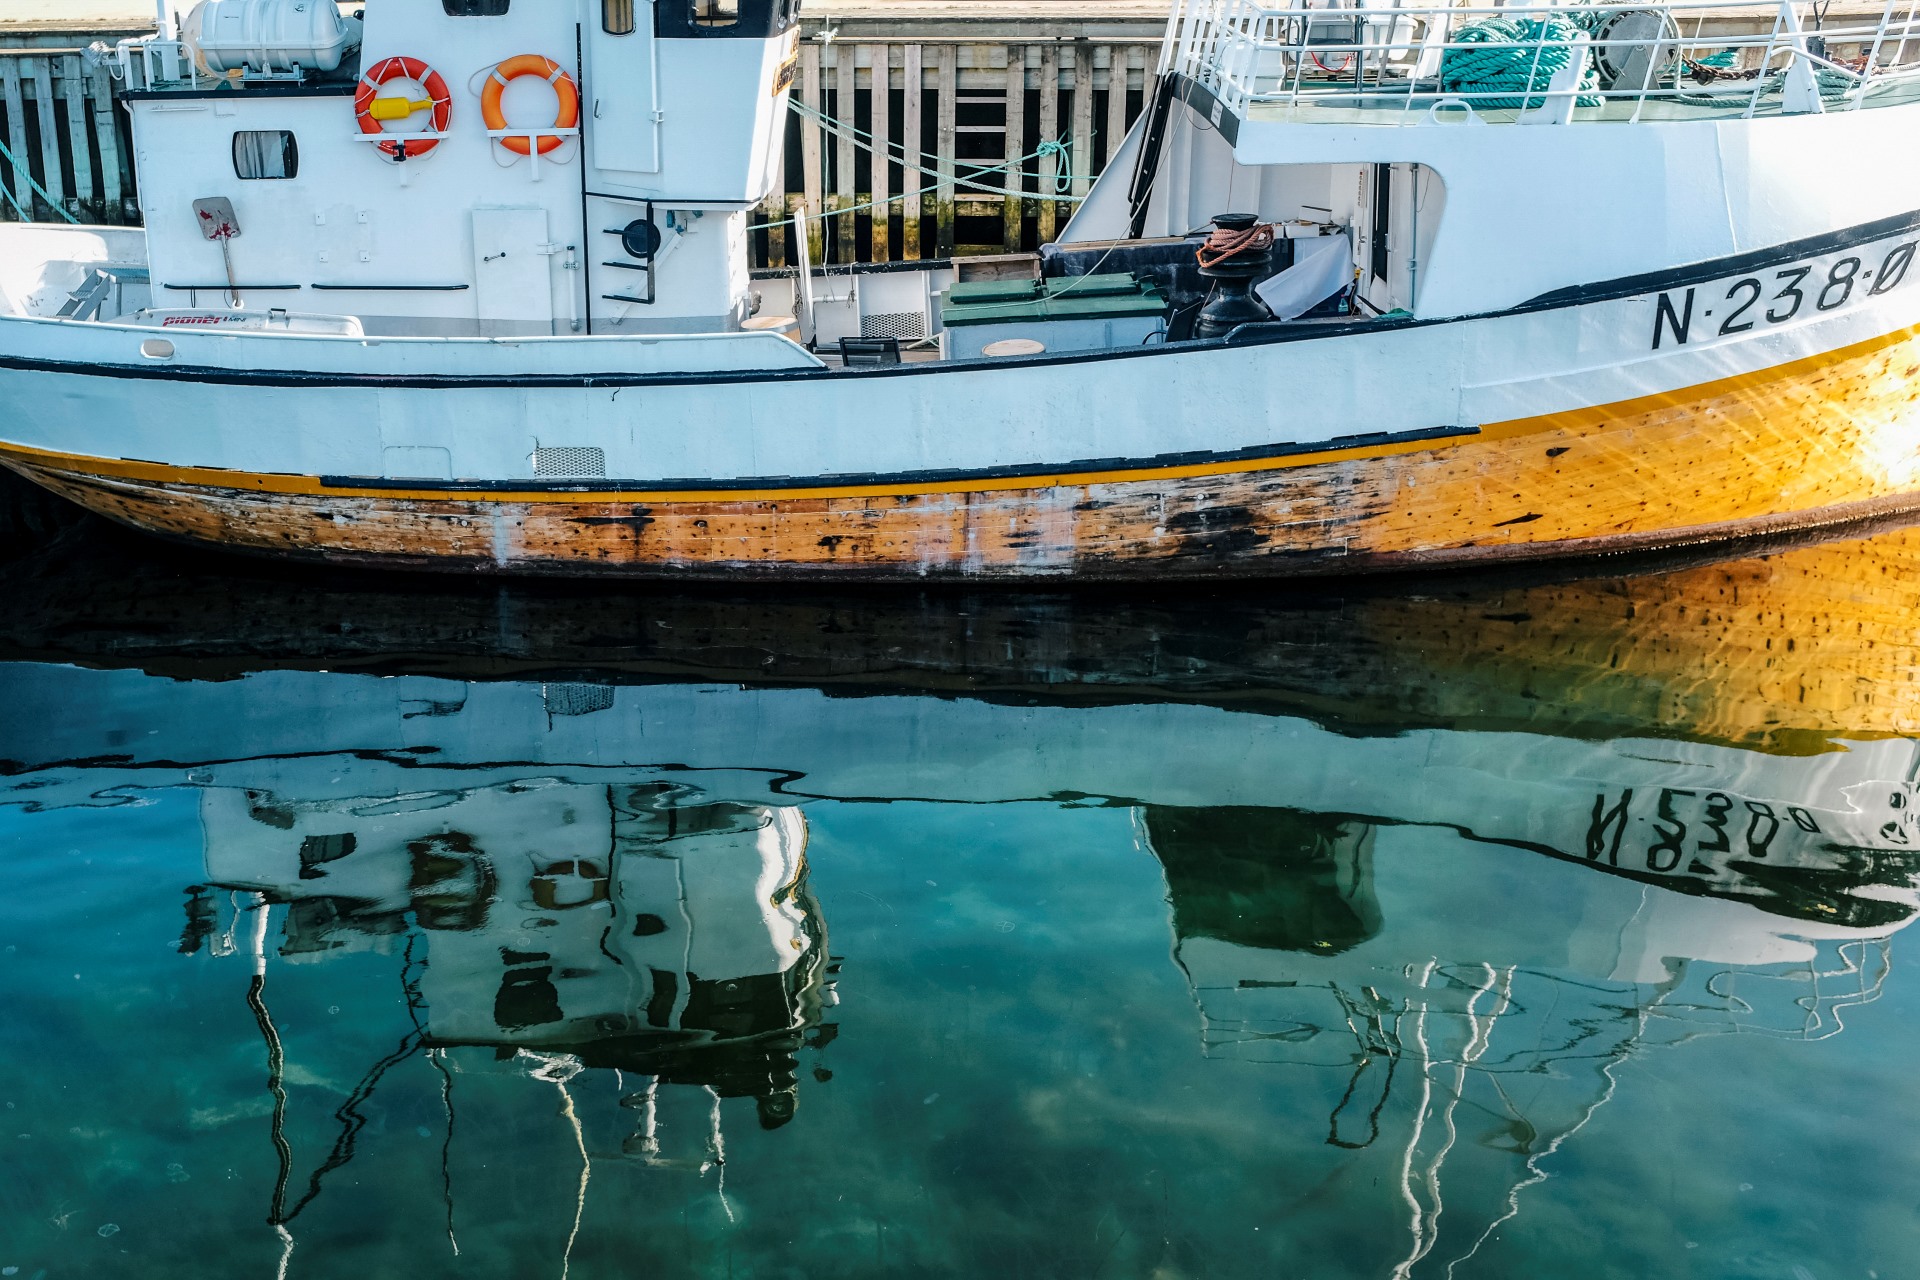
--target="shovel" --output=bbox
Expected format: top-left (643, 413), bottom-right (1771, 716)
top-left (192, 197), bottom-right (242, 309)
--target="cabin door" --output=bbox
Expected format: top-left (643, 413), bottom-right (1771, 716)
top-left (472, 208), bottom-right (556, 337)
top-left (585, 2), bottom-right (660, 175)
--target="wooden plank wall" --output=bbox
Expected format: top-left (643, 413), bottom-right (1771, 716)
top-left (756, 40), bottom-right (1156, 268)
top-left (0, 49), bottom-right (135, 224)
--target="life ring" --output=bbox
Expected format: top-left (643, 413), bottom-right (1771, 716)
top-left (481, 55), bottom-right (580, 157)
top-left (355, 56), bottom-right (453, 162)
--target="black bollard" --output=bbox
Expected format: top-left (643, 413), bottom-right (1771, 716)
top-left (1194, 213), bottom-right (1275, 340)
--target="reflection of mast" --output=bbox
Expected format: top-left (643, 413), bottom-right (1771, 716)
top-left (240, 892), bottom-right (295, 1277)
top-left (1138, 803), bottom-right (1909, 1278)
top-left (429, 1048), bottom-right (460, 1258)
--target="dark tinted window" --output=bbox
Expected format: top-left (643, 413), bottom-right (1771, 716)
top-left (443, 0), bottom-right (510, 14)
top-left (232, 130), bottom-right (297, 180)
top-left (604, 0), bottom-right (636, 34)
top-left (656, 0), bottom-right (792, 38)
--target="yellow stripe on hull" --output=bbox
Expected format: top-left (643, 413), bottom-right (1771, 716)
top-left (5, 323), bottom-right (1920, 578)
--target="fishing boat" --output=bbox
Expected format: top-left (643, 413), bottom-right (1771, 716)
top-left (3, 0), bottom-right (1920, 578)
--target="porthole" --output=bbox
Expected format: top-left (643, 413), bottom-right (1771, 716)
top-left (620, 218), bottom-right (662, 260)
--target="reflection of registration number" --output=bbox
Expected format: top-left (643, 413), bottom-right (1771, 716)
top-left (1585, 788), bottom-right (1822, 873)
top-left (1651, 240), bottom-right (1917, 350)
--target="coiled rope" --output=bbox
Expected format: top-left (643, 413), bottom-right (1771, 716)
top-left (1435, 8), bottom-right (1874, 113)
top-left (1196, 221), bottom-right (1275, 269)
top-left (1438, 14), bottom-right (1602, 110)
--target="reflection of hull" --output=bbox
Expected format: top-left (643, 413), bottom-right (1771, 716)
top-left (7, 515), bottom-right (1920, 751)
top-left (6, 664), bottom-right (1918, 933)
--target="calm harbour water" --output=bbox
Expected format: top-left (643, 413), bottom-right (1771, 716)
top-left (4, 519), bottom-right (1920, 1279)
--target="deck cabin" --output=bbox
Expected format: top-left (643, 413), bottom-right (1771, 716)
top-left (55, 0), bottom-right (1920, 357)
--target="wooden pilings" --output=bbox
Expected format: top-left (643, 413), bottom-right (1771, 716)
top-left (0, 48), bottom-right (136, 225)
top-left (757, 39), bottom-right (1157, 268)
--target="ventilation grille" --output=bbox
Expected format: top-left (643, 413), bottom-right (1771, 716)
top-left (862, 310), bottom-right (926, 341)
top-left (543, 683), bottom-right (615, 717)
top-left (531, 446), bottom-right (607, 479)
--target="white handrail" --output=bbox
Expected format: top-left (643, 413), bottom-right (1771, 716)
top-left (1160, 0), bottom-right (1920, 125)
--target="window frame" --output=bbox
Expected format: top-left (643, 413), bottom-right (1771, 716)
top-left (231, 129), bottom-right (299, 181)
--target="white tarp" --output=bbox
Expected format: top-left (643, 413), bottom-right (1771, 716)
top-left (1255, 232), bottom-right (1353, 321)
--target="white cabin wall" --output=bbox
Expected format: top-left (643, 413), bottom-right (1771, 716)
top-left (1407, 165), bottom-right (1446, 316)
top-left (1142, 100), bottom-right (1235, 237)
top-left (1329, 161), bottom-right (1365, 305)
top-left (1344, 162), bottom-right (1445, 316)
top-left (1142, 105), bottom-right (1362, 234)
top-left (646, 37), bottom-right (795, 204)
top-left (130, 89), bottom-right (585, 335)
top-left (1229, 103), bottom-right (1920, 315)
top-left (1251, 164), bottom-right (1336, 224)
top-left (585, 200), bottom-right (752, 332)
top-left (130, 0), bottom-right (602, 336)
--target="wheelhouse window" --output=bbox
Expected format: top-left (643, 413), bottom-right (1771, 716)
top-left (232, 131), bottom-right (297, 180)
top-left (657, 0), bottom-right (791, 39)
top-left (604, 0), bottom-right (636, 34)
top-left (443, 0), bottom-right (510, 15)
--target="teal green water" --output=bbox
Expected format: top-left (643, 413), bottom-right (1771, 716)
top-left (4, 524), bottom-right (1920, 1278)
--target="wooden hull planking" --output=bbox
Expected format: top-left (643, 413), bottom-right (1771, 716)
top-left (5, 324), bottom-right (1920, 579)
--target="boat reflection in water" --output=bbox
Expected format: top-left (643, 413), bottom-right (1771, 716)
top-left (4, 519), bottom-right (1920, 1275)
top-left (180, 775), bottom-right (831, 1261)
top-left (1143, 804), bottom-right (1907, 1273)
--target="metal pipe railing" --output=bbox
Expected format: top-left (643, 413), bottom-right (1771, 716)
top-left (1163, 0), bottom-right (1920, 122)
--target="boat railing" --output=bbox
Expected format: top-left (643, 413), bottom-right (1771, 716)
top-left (1159, 0), bottom-right (1920, 123)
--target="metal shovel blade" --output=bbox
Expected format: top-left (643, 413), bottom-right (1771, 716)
top-left (192, 198), bottom-right (242, 308)
top-left (192, 197), bottom-right (240, 241)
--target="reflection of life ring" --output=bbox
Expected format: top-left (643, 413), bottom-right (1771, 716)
top-left (531, 860), bottom-right (610, 910)
top-left (481, 55), bottom-right (580, 157)
top-left (355, 55), bottom-right (453, 162)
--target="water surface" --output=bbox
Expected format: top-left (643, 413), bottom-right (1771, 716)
top-left (3, 521), bottom-right (1919, 1279)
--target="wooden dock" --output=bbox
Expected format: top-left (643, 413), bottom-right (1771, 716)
top-left (770, 0), bottom-right (1170, 266)
top-left (0, 0), bottom-right (151, 225)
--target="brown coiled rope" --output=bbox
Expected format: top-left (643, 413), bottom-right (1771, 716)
top-left (1196, 222), bottom-right (1276, 269)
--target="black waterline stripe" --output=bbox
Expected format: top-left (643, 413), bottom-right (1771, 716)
top-left (314, 424), bottom-right (1477, 494)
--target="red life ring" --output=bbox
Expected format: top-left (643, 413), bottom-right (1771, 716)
top-left (355, 56), bottom-right (453, 162)
top-left (481, 55), bottom-right (580, 157)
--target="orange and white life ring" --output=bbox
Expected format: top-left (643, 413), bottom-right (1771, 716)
top-left (355, 55), bottom-right (453, 162)
top-left (481, 54), bottom-right (580, 157)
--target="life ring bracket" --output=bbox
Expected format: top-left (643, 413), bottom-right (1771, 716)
top-left (354, 54), bottom-right (454, 163)
top-left (480, 54), bottom-right (582, 159)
